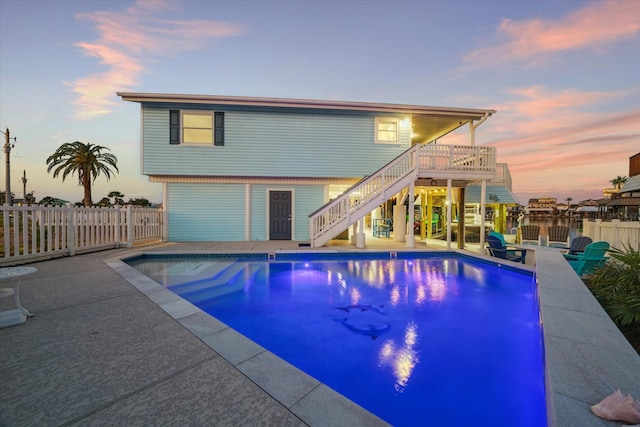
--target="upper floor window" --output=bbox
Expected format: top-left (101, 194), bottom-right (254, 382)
top-left (170, 110), bottom-right (224, 146)
top-left (375, 117), bottom-right (399, 143)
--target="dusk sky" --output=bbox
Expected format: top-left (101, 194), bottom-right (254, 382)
top-left (1, 0), bottom-right (638, 205)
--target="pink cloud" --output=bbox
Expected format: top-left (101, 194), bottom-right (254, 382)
top-left (444, 84), bottom-right (640, 201)
top-left (71, 0), bottom-right (245, 120)
top-left (464, 0), bottom-right (640, 67)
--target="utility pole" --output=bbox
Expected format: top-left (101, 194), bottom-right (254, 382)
top-left (1, 128), bottom-right (16, 206)
top-left (22, 170), bottom-right (27, 205)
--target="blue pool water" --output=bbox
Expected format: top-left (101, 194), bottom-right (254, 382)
top-left (128, 253), bottom-right (547, 426)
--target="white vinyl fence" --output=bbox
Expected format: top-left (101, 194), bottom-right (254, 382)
top-left (1, 205), bottom-right (163, 266)
top-left (582, 219), bottom-right (640, 251)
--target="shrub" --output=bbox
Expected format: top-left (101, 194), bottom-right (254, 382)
top-left (587, 245), bottom-right (640, 326)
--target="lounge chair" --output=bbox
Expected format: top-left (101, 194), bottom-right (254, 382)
top-left (546, 225), bottom-right (570, 248)
top-left (563, 241), bottom-right (609, 276)
top-left (566, 236), bottom-right (593, 255)
top-left (486, 235), bottom-right (528, 264)
top-left (519, 225), bottom-right (541, 245)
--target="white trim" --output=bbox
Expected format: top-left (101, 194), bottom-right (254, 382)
top-left (245, 184), bottom-right (251, 241)
top-left (375, 117), bottom-right (400, 144)
top-left (149, 175), bottom-right (357, 185)
top-left (162, 182), bottom-right (168, 241)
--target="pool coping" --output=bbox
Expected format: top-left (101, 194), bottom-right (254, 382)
top-left (105, 246), bottom-right (640, 427)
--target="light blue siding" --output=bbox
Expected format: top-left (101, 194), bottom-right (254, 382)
top-left (167, 183), bottom-right (246, 241)
top-left (142, 106), bottom-right (410, 178)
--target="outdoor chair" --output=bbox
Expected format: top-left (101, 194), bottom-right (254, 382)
top-left (519, 225), bottom-right (541, 245)
top-left (486, 235), bottom-right (528, 264)
top-left (373, 218), bottom-right (391, 238)
top-left (563, 241), bottom-right (609, 276)
top-left (546, 225), bottom-right (570, 248)
top-left (566, 236), bottom-right (593, 255)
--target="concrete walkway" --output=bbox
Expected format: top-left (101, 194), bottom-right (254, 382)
top-left (1, 239), bottom-right (639, 426)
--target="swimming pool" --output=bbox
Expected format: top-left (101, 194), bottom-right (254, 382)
top-left (128, 252), bottom-right (547, 426)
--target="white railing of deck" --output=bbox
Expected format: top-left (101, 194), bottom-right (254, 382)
top-left (0, 205), bottom-right (163, 266)
top-left (582, 219), bottom-right (640, 250)
top-left (309, 144), bottom-right (497, 247)
top-left (487, 163), bottom-right (512, 189)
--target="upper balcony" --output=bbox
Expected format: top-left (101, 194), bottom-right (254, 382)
top-left (416, 144), bottom-right (497, 181)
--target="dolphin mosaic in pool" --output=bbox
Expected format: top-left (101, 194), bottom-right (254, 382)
top-left (334, 317), bottom-right (391, 340)
top-left (334, 304), bottom-right (387, 315)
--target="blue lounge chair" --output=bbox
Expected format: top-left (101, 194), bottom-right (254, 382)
top-left (486, 235), bottom-right (528, 264)
top-left (563, 241), bottom-right (609, 276)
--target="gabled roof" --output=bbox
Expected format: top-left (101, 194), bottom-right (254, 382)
top-left (117, 92), bottom-right (496, 143)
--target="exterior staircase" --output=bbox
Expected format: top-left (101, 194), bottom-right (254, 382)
top-left (309, 143), bottom-right (497, 247)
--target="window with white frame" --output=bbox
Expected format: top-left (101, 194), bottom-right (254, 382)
top-left (169, 110), bottom-right (224, 145)
top-left (375, 117), bottom-right (400, 143)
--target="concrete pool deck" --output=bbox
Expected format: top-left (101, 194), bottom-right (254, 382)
top-left (1, 238), bottom-right (639, 426)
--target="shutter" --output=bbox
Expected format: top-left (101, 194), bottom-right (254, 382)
top-left (214, 112), bottom-right (224, 146)
top-left (170, 110), bottom-right (180, 144)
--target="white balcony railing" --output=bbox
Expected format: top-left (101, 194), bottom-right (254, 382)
top-left (487, 163), bottom-right (512, 189)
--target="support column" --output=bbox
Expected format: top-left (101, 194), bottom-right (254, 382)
top-left (394, 203), bottom-right (406, 242)
top-left (426, 192), bottom-right (433, 239)
top-left (479, 180), bottom-right (487, 253)
top-left (446, 179), bottom-right (452, 250)
top-left (458, 188), bottom-right (465, 250)
top-left (356, 218), bottom-right (365, 248)
top-left (406, 180), bottom-right (415, 248)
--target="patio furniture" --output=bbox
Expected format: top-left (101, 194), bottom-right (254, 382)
top-left (563, 241), bottom-right (609, 276)
top-left (0, 266), bottom-right (37, 328)
top-left (520, 225), bottom-right (541, 245)
top-left (373, 219), bottom-right (391, 238)
top-left (486, 235), bottom-right (528, 264)
top-left (566, 236), bottom-right (593, 255)
top-left (546, 225), bottom-right (570, 248)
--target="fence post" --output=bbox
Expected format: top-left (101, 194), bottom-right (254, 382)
top-left (114, 206), bottom-right (121, 248)
top-left (611, 219), bottom-right (620, 249)
top-left (67, 207), bottom-right (76, 256)
top-left (126, 205), bottom-right (133, 248)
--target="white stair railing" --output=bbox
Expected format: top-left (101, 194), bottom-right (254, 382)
top-left (309, 144), bottom-right (496, 247)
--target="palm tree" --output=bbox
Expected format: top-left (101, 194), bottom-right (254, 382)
top-left (46, 142), bottom-right (118, 207)
top-left (565, 197), bottom-right (573, 206)
top-left (610, 176), bottom-right (627, 190)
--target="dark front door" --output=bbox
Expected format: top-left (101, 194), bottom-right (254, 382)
top-left (269, 191), bottom-right (292, 240)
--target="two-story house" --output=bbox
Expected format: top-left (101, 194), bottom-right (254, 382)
top-left (118, 93), bottom-right (500, 247)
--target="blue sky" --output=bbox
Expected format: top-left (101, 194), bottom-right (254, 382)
top-left (1, 0), bottom-right (638, 205)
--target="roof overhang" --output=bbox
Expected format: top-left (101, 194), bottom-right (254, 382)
top-left (117, 92), bottom-right (496, 143)
top-left (607, 197), bottom-right (640, 207)
top-left (620, 175), bottom-right (640, 193)
top-left (464, 185), bottom-right (519, 205)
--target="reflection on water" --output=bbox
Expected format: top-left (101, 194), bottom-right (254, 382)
top-left (378, 321), bottom-right (420, 392)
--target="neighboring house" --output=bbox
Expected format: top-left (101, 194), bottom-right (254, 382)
top-left (608, 152), bottom-right (640, 220)
top-left (118, 93), bottom-right (498, 247)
